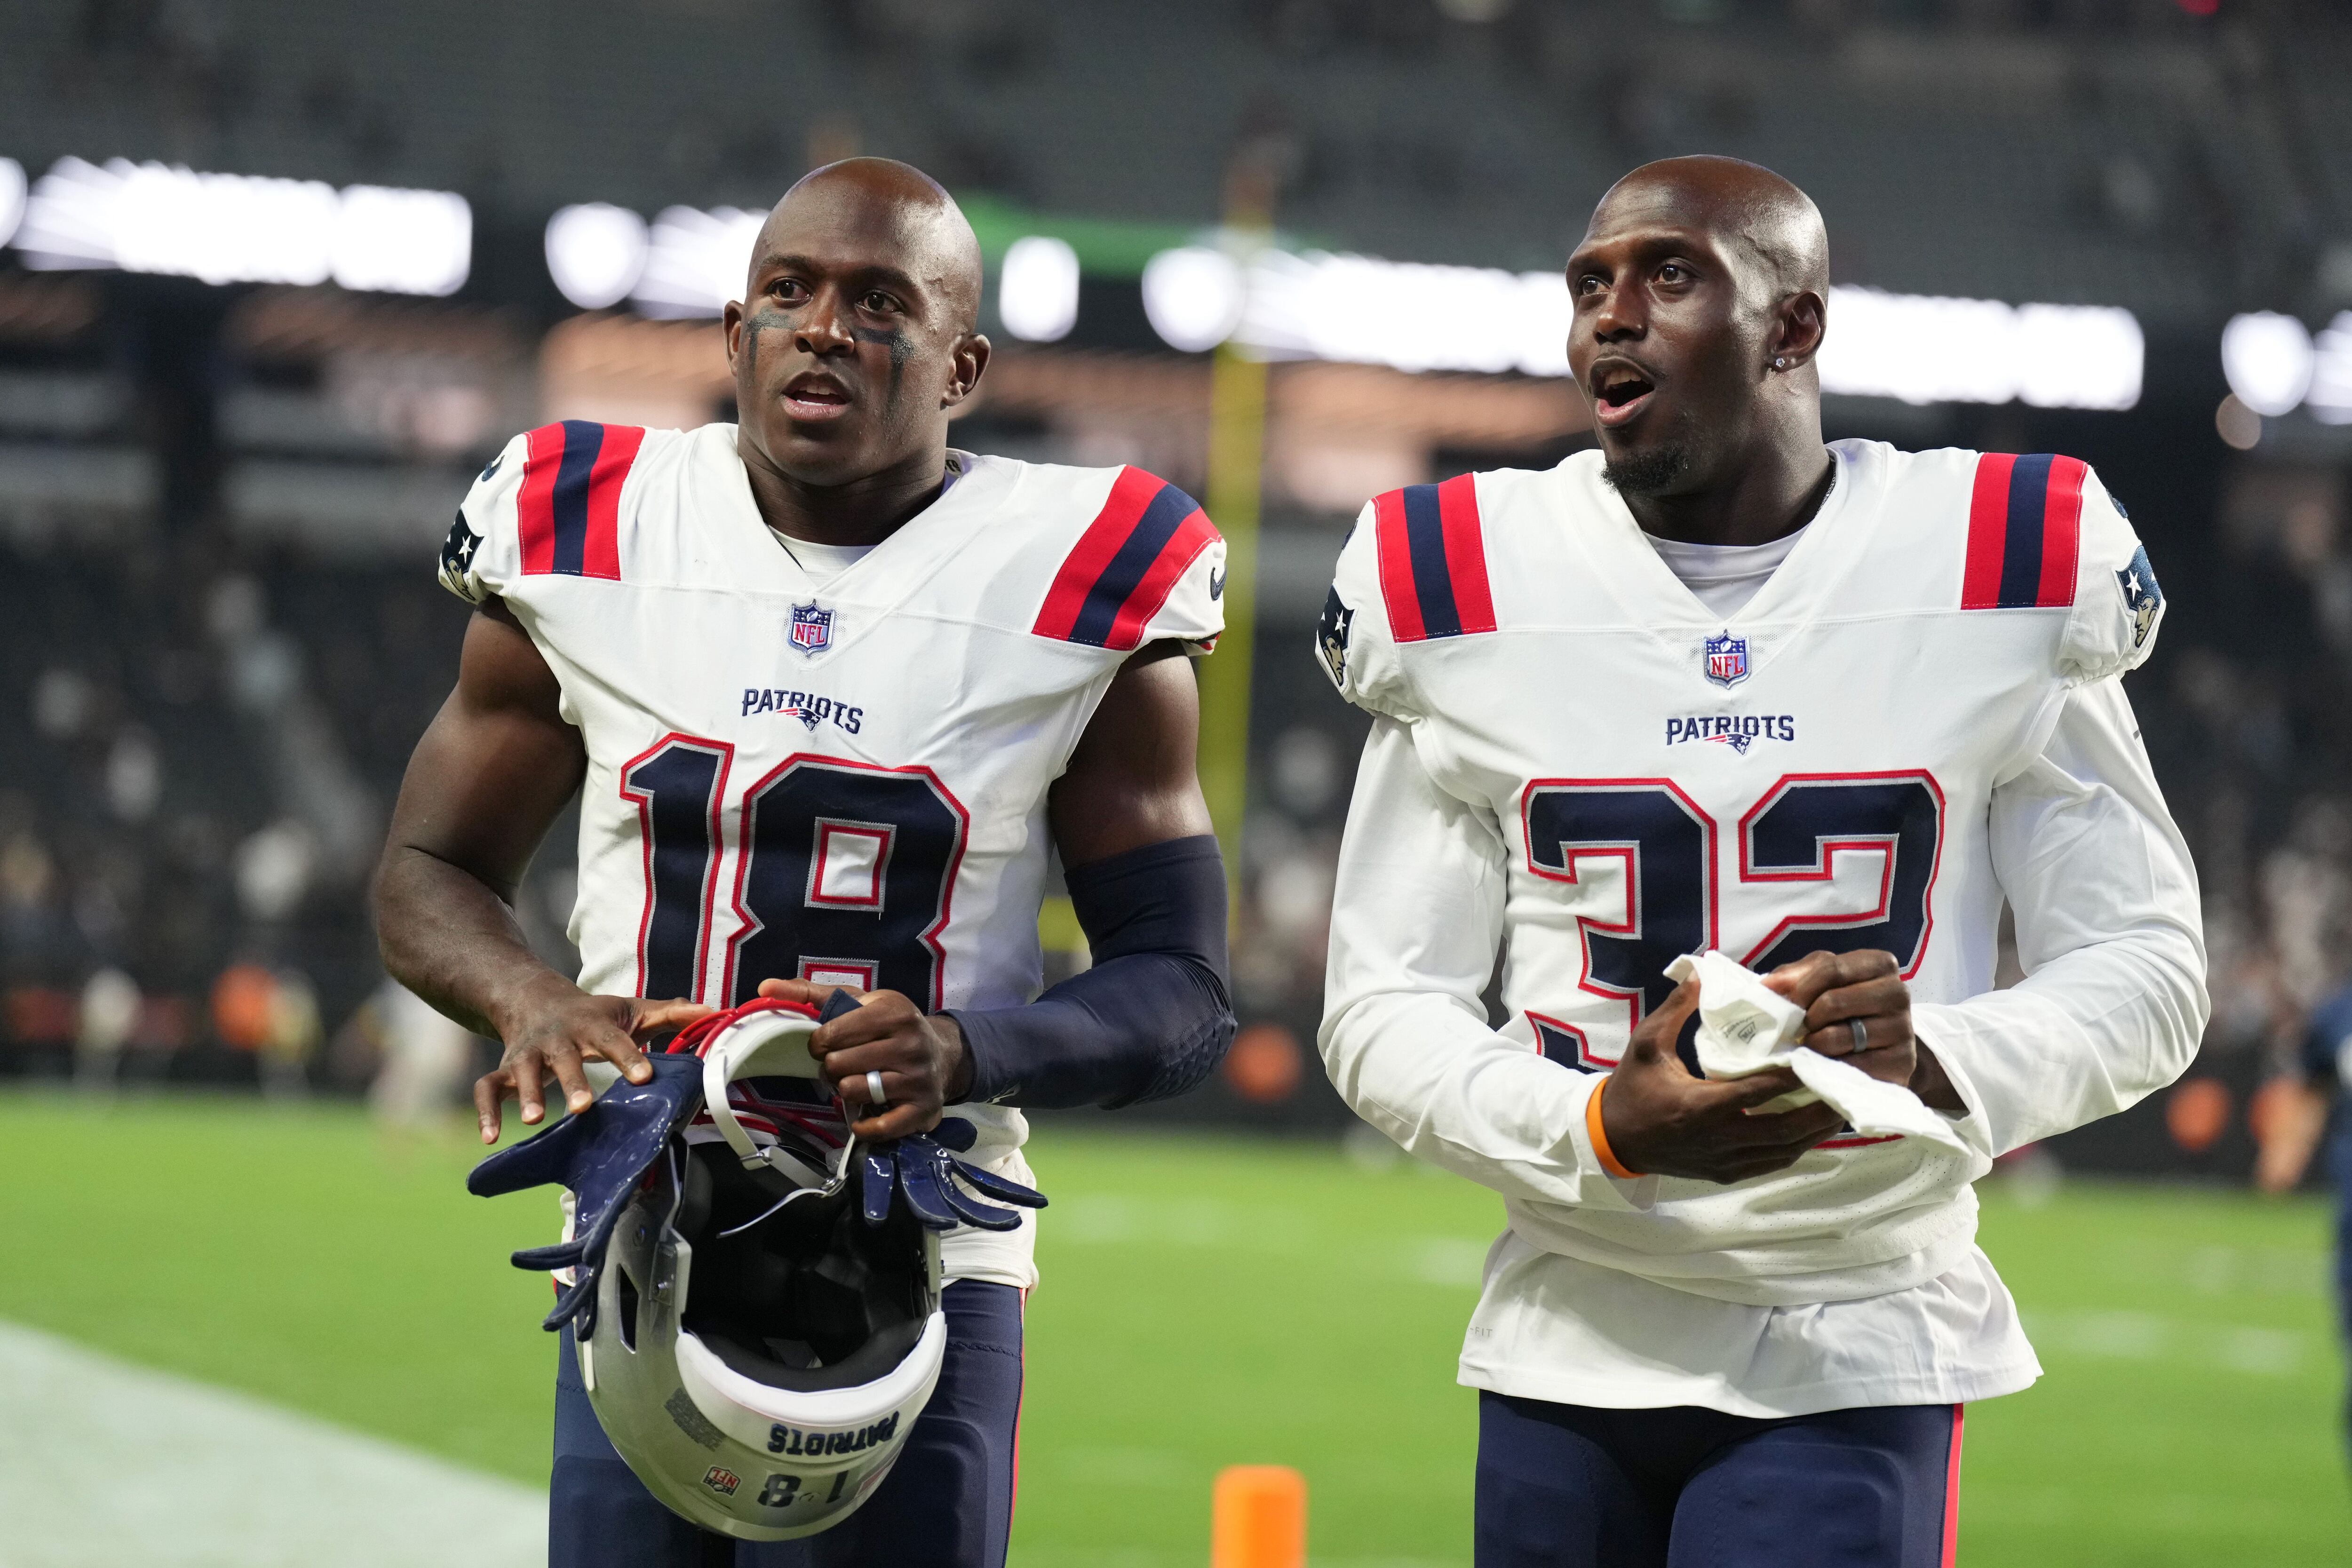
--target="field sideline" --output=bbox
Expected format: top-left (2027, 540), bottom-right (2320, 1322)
top-left (1, 1090), bottom-right (2345, 1565)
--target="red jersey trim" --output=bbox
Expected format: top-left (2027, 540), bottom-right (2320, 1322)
top-left (1033, 467), bottom-right (1220, 651)
top-left (517, 420), bottom-right (644, 580)
top-left (1962, 453), bottom-right (2085, 611)
top-left (1374, 475), bottom-right (1497, 643)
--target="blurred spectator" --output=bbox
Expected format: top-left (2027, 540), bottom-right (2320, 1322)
top-left (2252, 980), bottom-right (2352, 1463)
top-left (73, 965), bottom-right (138, 1089)
top-left (259, 969), bottom-right (323, 1098)
top-left (353, 978), bottom-right (478, 1132)
top-left (209, 962), bottom-right (321, 1095)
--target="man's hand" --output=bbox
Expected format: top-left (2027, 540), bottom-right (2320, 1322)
top-left (1762, 947), bottom-right (1965, 1112)
top-left (1764, 948), bottom-right (1915, 1084)
top-left (757, 979), bottom-right (970, 1139)
top-left (1599, 979), bottom-right (1847, 1182)
top-left (474, 979), bottom-right (712, 1143)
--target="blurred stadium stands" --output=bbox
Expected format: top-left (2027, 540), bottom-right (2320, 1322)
top-left (2, 0), bottom-right (2350, 1176)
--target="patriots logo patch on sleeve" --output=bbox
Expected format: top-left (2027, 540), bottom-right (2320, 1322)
top-left (439, 511), bottom-right (485, 603)
top-left (1318, 586), bottom-right (1354, 688)
top-left (2114, 545), bottom-right (2161, 649)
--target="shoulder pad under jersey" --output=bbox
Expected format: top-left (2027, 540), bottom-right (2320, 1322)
top-left (1949, 451), bottom-right (2163, 683)
top-left (439, 421), bottom-right (652, 605)
top-left (1028, 464), bottom-right (1226, 654)
top-left (1317, 473), bottom-right (1499, 720)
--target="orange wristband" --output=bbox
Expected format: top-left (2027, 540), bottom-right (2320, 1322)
top-left (1587, 1074), bottom-right (1642, 1179)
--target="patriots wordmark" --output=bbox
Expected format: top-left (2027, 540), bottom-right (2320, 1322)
top-left (766, 1413), bottom-right (902, 1457)
top-left (1664, 713), bottom-right (1798, 754)
top-left (738, 687), bottom-right (865, 733)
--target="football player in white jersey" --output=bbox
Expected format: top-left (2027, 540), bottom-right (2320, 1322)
top-left (376, 159), bottom-right (1237, 1567)
top-left (1317, 157), bottom-right (2206, 1566)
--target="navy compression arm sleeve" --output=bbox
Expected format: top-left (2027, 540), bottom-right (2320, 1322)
top-left (945, 834), bottom-right (1235, 1109)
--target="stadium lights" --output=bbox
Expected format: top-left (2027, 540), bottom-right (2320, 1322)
top-left (0, 158), bottom-right (24, 249)
top-left (1142, 247), bottom-right (1246, 353)
top-left (2220, 311), bottom-right (2316, 417)
top-left (1819, 288), bottom-right (2143, 411)
top-left (548, 206), bottom-right (1087, 332)
top-left (2219, 310), bottom-right (2352, 424)
top-left (12, 157), bottom-right (469, 296)
top-left (634, 205), bottom-right (765, 318)
top-left (543, 201), bottom-right (759, 317)
top-left (2306, 314), bottom-right (2352, 424)
top-left (545, 203), bottom-right (650, 310)
top-left (1141, 246), bottom-right (2142, 411)
top-left (1239, 251), bottom-right (1573, 377)
top-left (999, 235), bottom-right (1081, 342)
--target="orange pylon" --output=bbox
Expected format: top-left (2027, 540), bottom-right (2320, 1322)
top-left (1211, 1465), bottom-right (1306, 1568)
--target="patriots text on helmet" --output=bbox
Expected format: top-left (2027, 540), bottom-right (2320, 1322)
top-left (767, 1413), bottom-right (902, 1456)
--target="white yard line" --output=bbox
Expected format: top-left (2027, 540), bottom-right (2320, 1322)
top-left (0, 1320), bottom-right (543, 1568)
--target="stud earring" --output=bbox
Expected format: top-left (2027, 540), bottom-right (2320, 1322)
top-left (1773, 356), bottom-right (1787, 369)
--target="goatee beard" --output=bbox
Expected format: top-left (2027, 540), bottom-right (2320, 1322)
top-left (1602, 446), bottom-right (1692, 497)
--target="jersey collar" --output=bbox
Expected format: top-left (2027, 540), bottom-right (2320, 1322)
top-left (1561, 441), bottom-right (1882, 680)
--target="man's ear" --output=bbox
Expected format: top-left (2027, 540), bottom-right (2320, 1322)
top-left (1772, 289), bottom-right (1827, 371)
top-left (722, 299), bottom-right (747, 374)
top-left (943, 332), bottom-right (992, 410)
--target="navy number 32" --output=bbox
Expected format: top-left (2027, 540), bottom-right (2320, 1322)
top-left (1520, 772), bottom-right (1943, 1069)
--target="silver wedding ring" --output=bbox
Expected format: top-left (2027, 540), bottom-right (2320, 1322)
top-left (865, 1069), bottom-right (888, 1106)
top-left (1849, 1018), bottom-right (1870, 1054)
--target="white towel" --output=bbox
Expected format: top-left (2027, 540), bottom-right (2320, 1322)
top-left (1664, 951), bottom-right (1969, 1154)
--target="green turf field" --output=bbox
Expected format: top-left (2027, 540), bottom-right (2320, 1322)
top-left (4, 1089), bottom-right (2346, 1565)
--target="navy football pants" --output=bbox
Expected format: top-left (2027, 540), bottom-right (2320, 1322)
top-left (550, 1280), bottom-right (1024, 1568)
top-left (1476, 1392), bottom-right (1961, 1568)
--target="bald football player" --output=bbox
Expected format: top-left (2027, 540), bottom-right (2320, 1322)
top-left (379, 159), bottom-right (1237, 1567)
top-left (1317, 156), bottom-right (2204, 1565)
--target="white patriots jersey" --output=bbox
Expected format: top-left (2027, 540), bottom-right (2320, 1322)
top-left (441, 421), bottom-right (1225, 1287)
top-left (1318, 438), bottom-right (2195, 1317)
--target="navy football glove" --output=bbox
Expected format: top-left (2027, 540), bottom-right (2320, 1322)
top-left (813, 983), bottom-right (1048, 1232)
top-left (466, 1051), bottom-right (704, 1335)
top-left (858, 1116), bottom-right (1048, 1232)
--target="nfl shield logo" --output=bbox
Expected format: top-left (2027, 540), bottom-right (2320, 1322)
top-left (1703, 631), bottom-right (1750, 688)
top-left (789, 601), bottom-right (833, 656)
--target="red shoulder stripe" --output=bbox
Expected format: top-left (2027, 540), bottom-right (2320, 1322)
top-left (516, 421), bottom-right (644, 580)
top-left (516, 423), bottom-right (566, 575)
top-left (1104, 503), bottom-right (1219, 651)
top-left (1373, 488), bottom-right (1425, 642)
top-left (1035, 467), bottom-right (1160, 642)
top-left (1962, 453), bottom-right (2084, 610)
top-left (2035, 456), bottom-right (2086, 609)
top-left (582, 424), bottom-right (645, 581)
top-left (1374, 476), bottom-right (1495, 642)
top-left (1959, 454), bottom-right (2014, 611)
top-left (1436, 473), bottom-right (1497, 634)
top-left (1033, 468), bottom-right (1219, 650)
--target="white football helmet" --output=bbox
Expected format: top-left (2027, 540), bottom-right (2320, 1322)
top-left (577, 1001), bottom-right (945, 1540)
